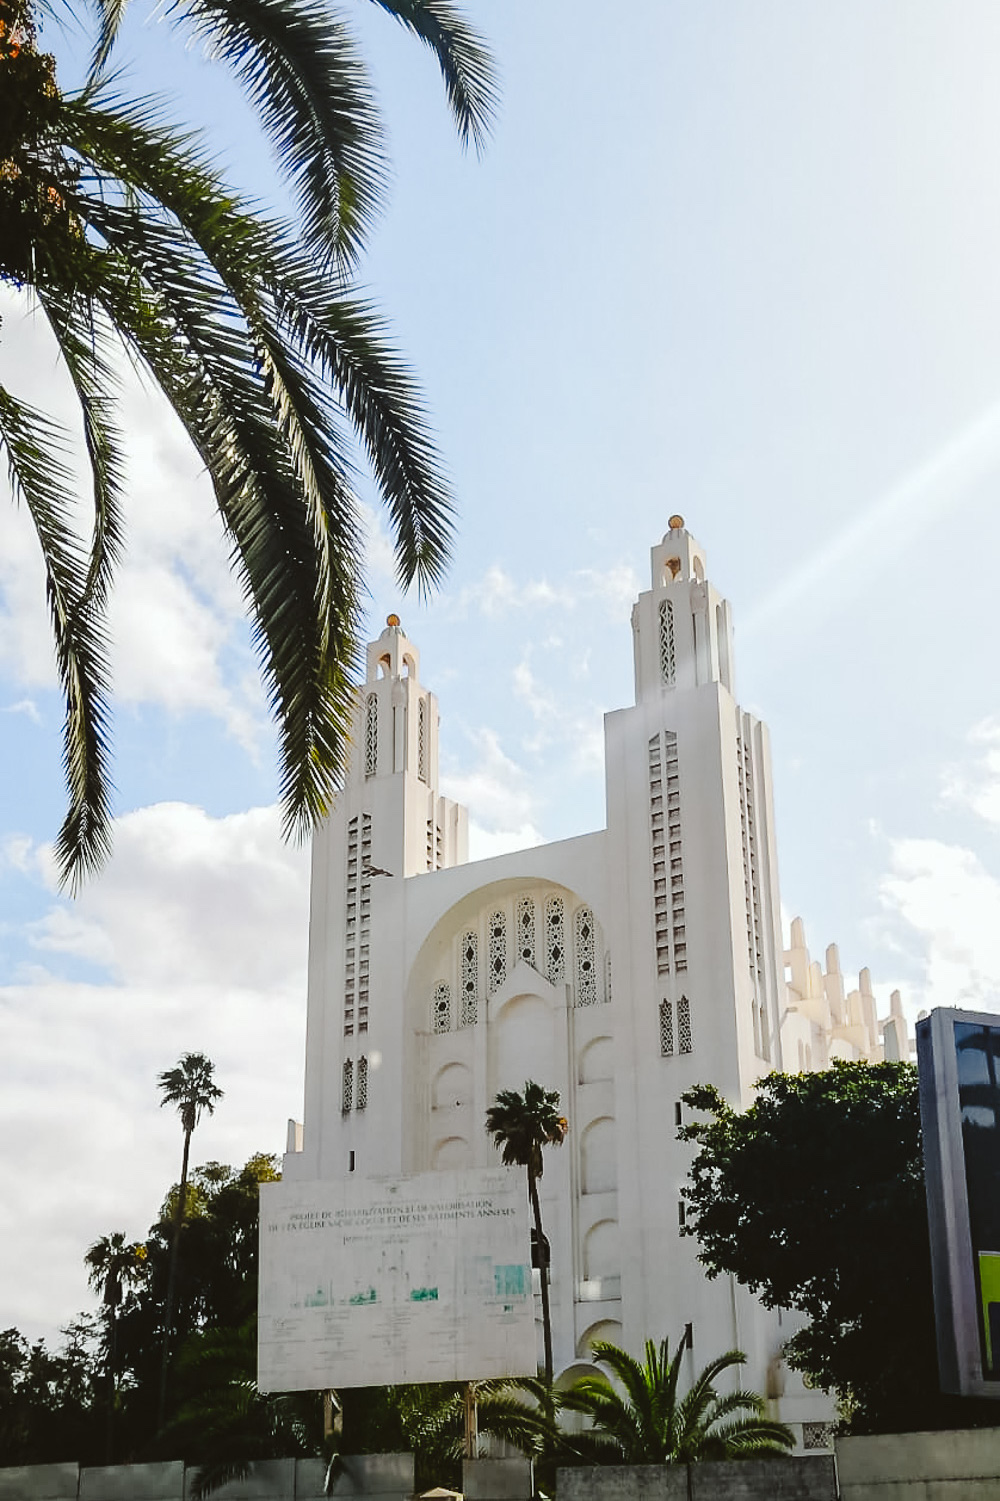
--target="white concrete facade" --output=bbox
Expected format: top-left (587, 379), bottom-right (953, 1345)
top-left (282, 520), bottom-right (909, 1438)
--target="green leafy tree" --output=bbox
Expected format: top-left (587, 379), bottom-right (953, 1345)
top-left (157, 1052), bottom-right (224, 1428)
top-left (559, 1336), bottom-right (794, 1464)
top-left (84, 1232), bottom-right (148, 1461)
top-left (0, 1319), bottom-right (102, 1464)
top-left (485, 1081), bottom-right (568, 1382)
top-left (0, 0), bottom-right (495, 888)
top-left (678, 1062), bottom-right (997, 1433)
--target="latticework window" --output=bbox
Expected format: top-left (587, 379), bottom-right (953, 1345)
top-left (678, 995), bottom-right (692, 1054)
top-left (356, 1055), bottom-right (368, 1110)
top-left (605, 951), bottom-right (612, 1004)
top-left (659, 598), bottom-right (676, 685)
top-left (802, 1424), bottom-right (834, 1451)
top-left (342, 1058), bottom-right (354, 1113)
top-left (433, 982), bottom-right (451, 1034)
top-left (545, 896), bottom-right (565, 984)
top-left (418, 698), bottom-right (428, 782)
top-left (517, 896), bottom-right (535, 966)
top-left (574, 905), bottom-right (597, 1006)
top-left (364, 694), bottom-right (378, 776)
top-left (460, 930), bottom-right (479, 1026)
top-left (659, 999), bottom-right (674, 1056)
top-left (488, 910), bottom-right (507, 993)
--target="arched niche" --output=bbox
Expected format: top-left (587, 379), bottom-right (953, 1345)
top-left (578, 1035), bottom-right (613, 1085)
top-left (432, 1136), bottom-right (472, 1170)
top-left (404, 875), bottom-right (606, 1041)
top-left (580, 1116), bottom-right (616, 1195)
top-left (489, 993), bottom-right (552, 1099)
top-left (433, 1061), bottom-right (472, 1111)
top-left (583, 1218), bottom-right (619, 1280)
top-left (576, 1318), bottom-right (622, 1359)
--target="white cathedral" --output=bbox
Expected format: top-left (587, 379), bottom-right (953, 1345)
top-left (281, 518), bottom-right (911, 1445)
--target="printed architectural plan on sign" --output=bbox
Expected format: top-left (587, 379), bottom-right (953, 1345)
top-left (258, 1168), bottom-right (536, 1390)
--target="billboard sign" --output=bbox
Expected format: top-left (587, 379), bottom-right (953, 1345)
top-left (917, 1006), bottom-right (1000, 1397)
top-left (257, 1167), bottom-right (537, 1391)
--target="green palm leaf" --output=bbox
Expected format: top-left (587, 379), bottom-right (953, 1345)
top-left (0, 386), bottom-right (114, 886)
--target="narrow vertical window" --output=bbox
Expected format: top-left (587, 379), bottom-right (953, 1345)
top-left (461, 931), bottom-right (479, 1026)
top-left (678, 995), bottom-right (693, 1054)
top-left (357, 1055), bottom-right (368, 1110)
top-left (659, 999), bottom-right (674, 1056)
top-left (418, 698), bottom-right (428, 782)
top-left (659, 598), bottom-right (676, 685)
top-left (365, 694), bottom-right (378, 776)
top-left (488, 910), bottom-right (507, 993)
top-left (342, 1058), bottom-right (354, 1114)
top-left (545, 895), bottom-right (565, 985)
top-left (432, 982), bottom-right (451, 1034)
top-left (574, 905), bottom-right (597, 1006)
top-left (517, 896), bottom-right (536, 967)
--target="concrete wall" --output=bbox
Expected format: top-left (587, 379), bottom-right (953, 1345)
top-left (557, 1457), bottom-right (836, 1501)
top-left (836, 1428), bottom-right (1000, 1501)
top-left (0, 1455), bottom-right (414, 1501)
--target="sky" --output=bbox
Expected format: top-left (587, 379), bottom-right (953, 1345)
top-left (5, 0), bottom-right (1000, 1343)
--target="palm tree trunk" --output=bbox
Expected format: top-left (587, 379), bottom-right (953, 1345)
top-left (106, 1300), bottom-right (117, 1464)
top-left (528, 1171), bottom-right (554, 1383)
top-left (158, 1125), bottom-right (192, 1429)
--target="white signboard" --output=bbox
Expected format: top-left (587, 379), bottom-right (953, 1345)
top-left (257, 1167), bottom-right (537, 1391)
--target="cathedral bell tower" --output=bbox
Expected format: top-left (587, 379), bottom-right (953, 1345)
top-left (286, 617), bottom-right (468, 1183)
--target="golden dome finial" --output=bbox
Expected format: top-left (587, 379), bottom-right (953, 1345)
top-left (668, 514), bottom-right (685, 532)
top-left (386, 613), bottom-right (401, 628)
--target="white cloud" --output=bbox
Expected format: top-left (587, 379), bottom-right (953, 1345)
top-left (880, 837), bottom-right (1000, 1015)
top-left (443, 561), bottom-right (641, 623)
top-left (2, 698), bottom-right (41, 724)
top-left (468, 821), bottom-right (545, 861)
top-left (0, 801), bottom-right (309, 1342)
top-left (941, 717), bottom-right (1000, 827)
top-left (441, 727), bottom-right (540, 843)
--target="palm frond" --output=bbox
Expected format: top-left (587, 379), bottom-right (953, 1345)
top-left (65, 194), bottom-right (362, 832)
top-left (367, 0), bottom-right (498, 151)
top-left (171, 0), bottom-right (386, 264)
top-left (67, 88), bottom-right (453, 595)
top-left (0, 384), bottom-right (114, 887)
top-left (86, 0), bottom-right (131, 81)
top-left (36, 283), bottom-right (126, 610)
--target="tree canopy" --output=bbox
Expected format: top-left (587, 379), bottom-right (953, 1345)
top-left (679, 1062), bottom-right (996, 1433)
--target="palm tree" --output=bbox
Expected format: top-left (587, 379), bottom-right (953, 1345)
top-left (162, 1318), bottom-right (326, 1499)
top-left (84, 1231), bottom-right (147, 1462)
top-left (0, 0), bottom-right (496, 889)
top-left (157, 1052), bottom-right (224, 1428)
top-left (559, 1335), bottom-right (795, 1465)
top-left (485, 1081), bottom-right (568, 1383)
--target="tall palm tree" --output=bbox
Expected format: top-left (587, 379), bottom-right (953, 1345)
top-left (559, 1335), bottom-right (795, 1465)
top-left (485, 1081), bottom-right (568, 1383)
top-left (157, 1051), bottom-right (224, 1428)
top-left (84, 1231), bottom-right (147, 1462)
top-left (0, 0), bottom-right (496, 889)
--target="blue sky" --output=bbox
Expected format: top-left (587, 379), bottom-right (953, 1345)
top-left (5, 0), bottom-right (1000, 1340)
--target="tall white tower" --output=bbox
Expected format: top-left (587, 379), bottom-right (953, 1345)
top-left (602, 515), bottom-right (788, 1365)
top-left (286, 615), bottom-right (467, 1183)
